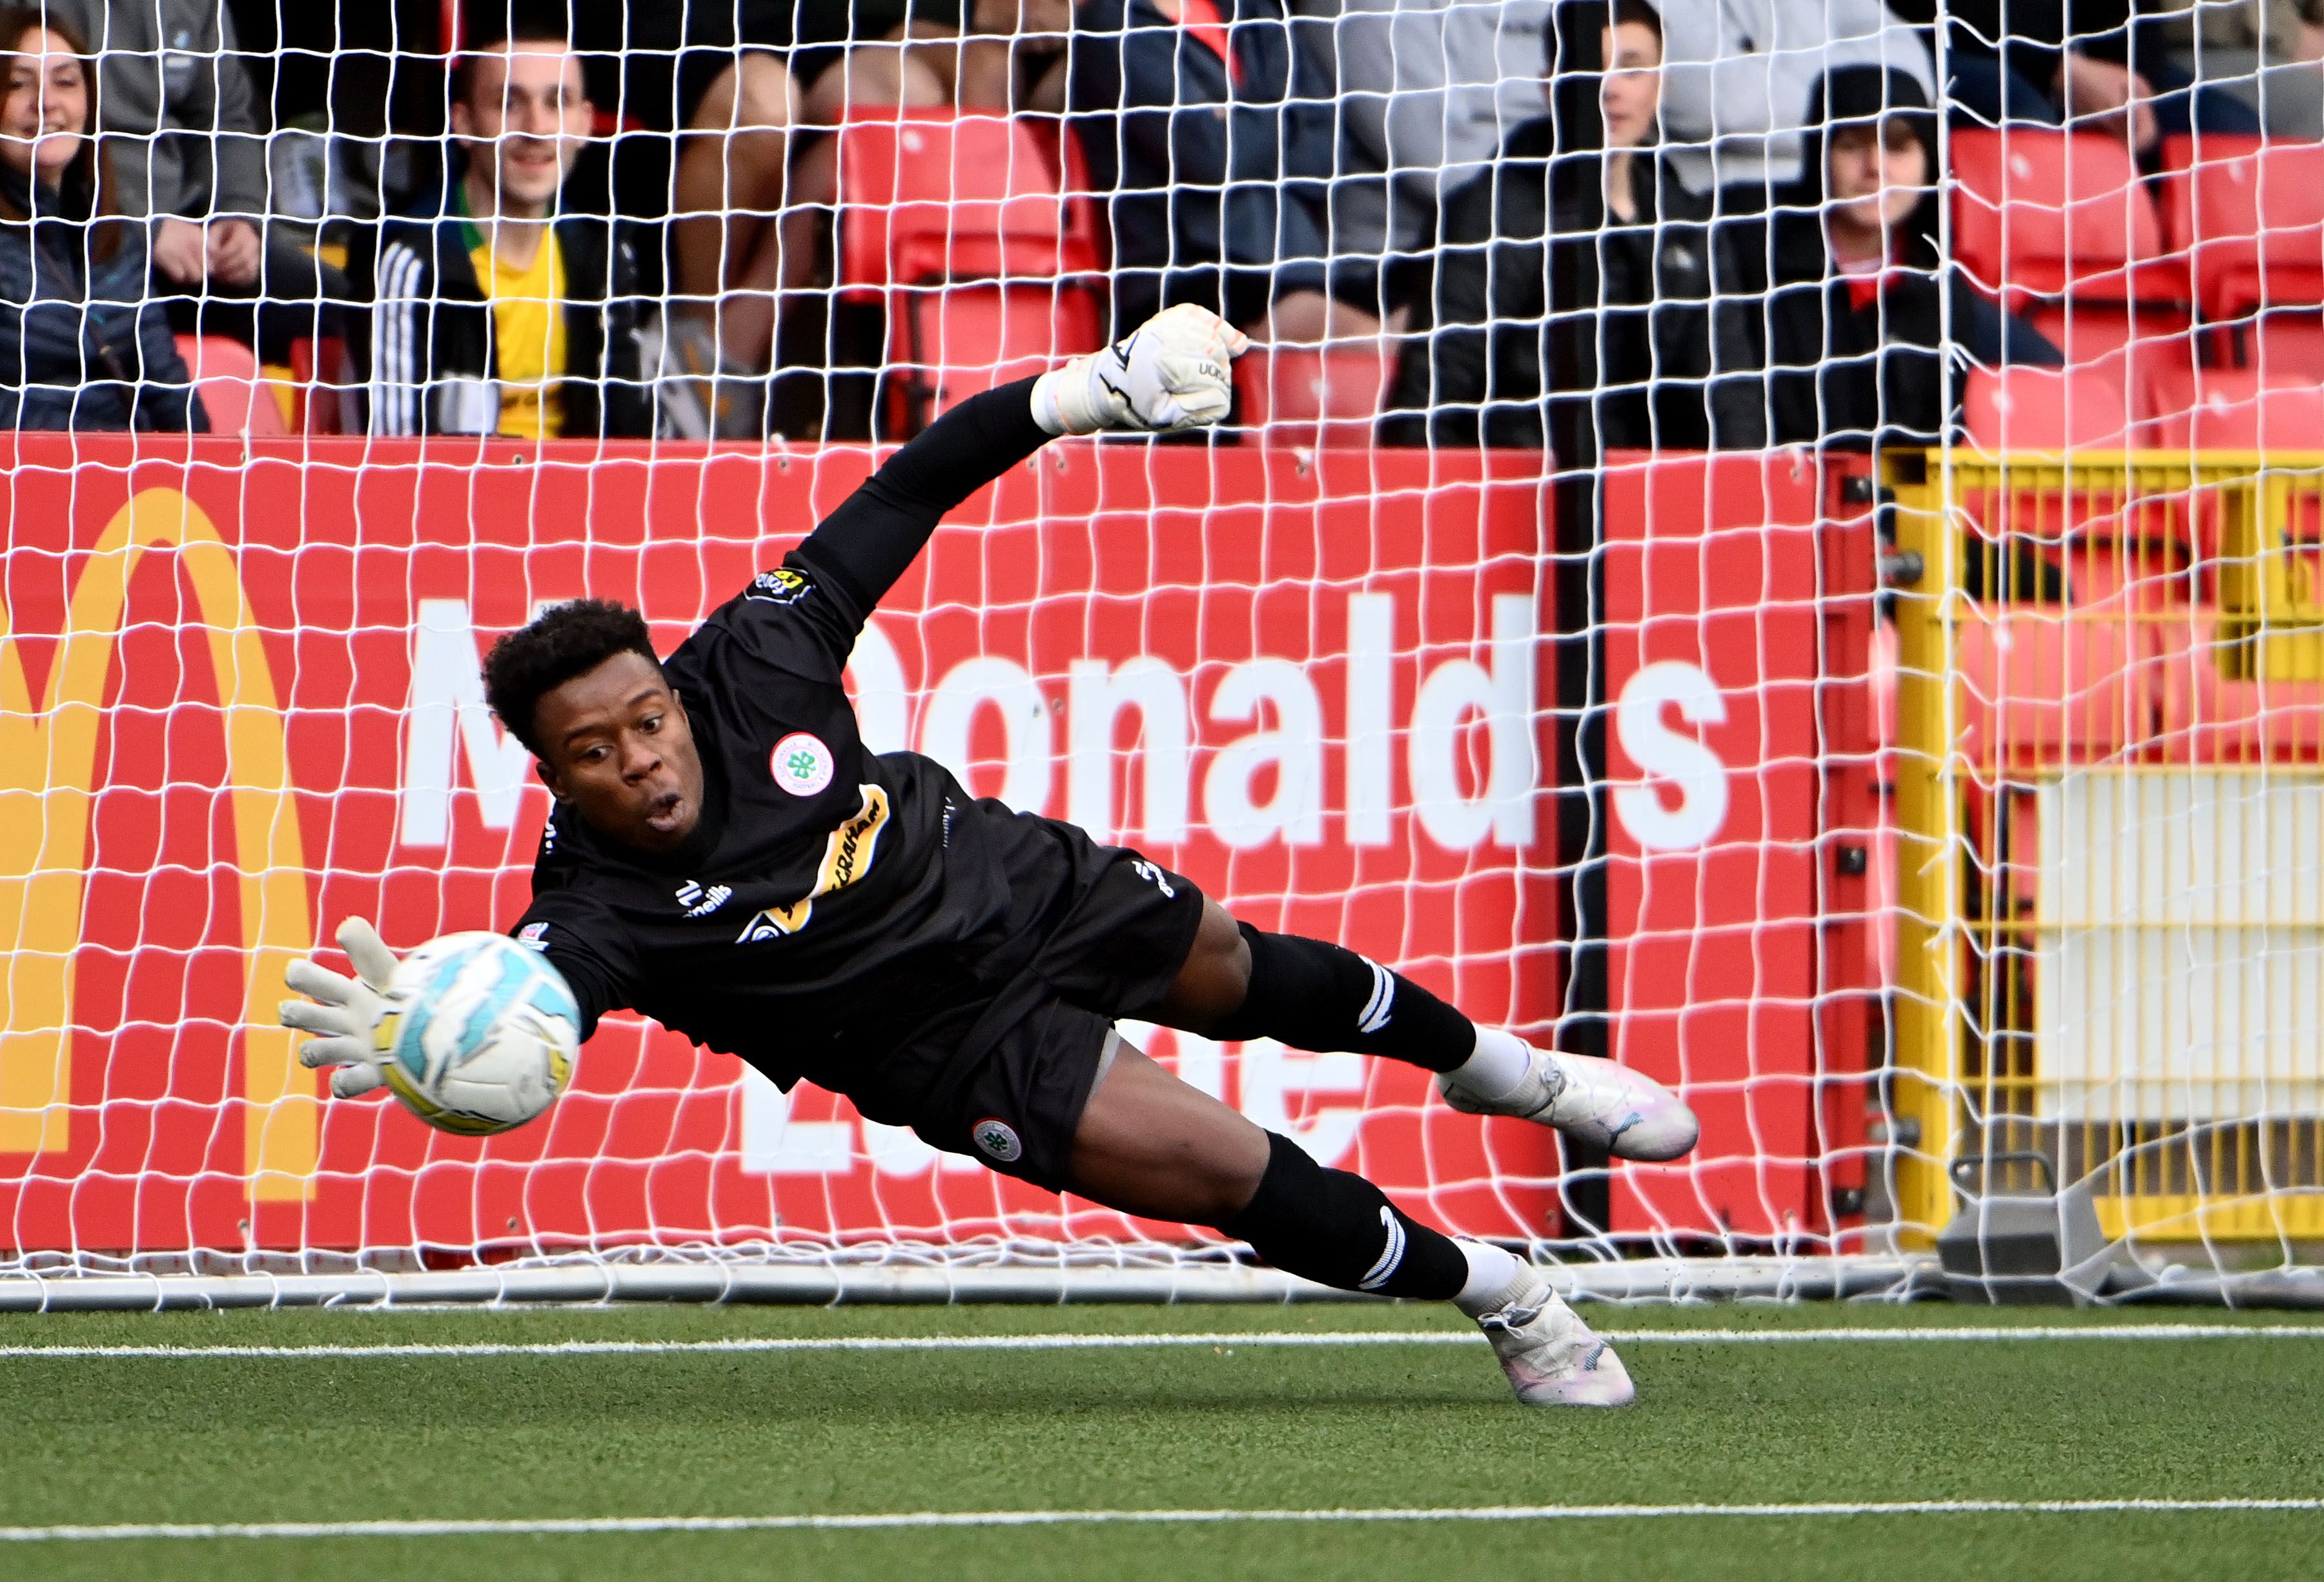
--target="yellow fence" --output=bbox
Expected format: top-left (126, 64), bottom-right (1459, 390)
top-left (1886, 451), bottom-right (2324, 1246)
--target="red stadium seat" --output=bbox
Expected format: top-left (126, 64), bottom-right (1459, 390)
top-left (2157, 133), bottom-right (2324, 324)
top-left (835, 112), bottom-right (1101, 292)
top-left (1233, 342), bottom-right (1392, 441)
top-left (1951, 129), bottom-right (2187, 310)
top-left (833, 112), bottom-right (1106, 429)
top-left (2146, 365), bottom-right (2324, 449)
top-left (176, 333), bottom-right (288, 438)
top-left (2023, 303), bottom-right (2192, 431)
top-left (889, 282), bottom-right (1105, 432)
top-left (1955, 602), bottom-right (2154, 765)
top-left (2239, 312), bottom-right (2324, 380)
top-left (2147, 609), bottom-right (2324, 762)
top-left (1961, 365), bottom-right (2134, 451)
top-left (287, 336), bottom-right (352, 435)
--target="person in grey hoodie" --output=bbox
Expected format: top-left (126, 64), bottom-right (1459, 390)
top-left (46, 0), bottom-right (334, 349)
top-left (46, 1), bottom-right (263, 285)
top-left (1291, 1), bottom-right (1554, 278)
top-left (1646, 0), bottom-right (1932, 200)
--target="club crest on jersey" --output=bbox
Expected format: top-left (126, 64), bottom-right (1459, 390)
top-left (517, 922), bottom-right (550, 951)
top-left (972, 1117), bottom-right (1023, 1163)
top-left (771, 731), bottom-right (835, 797)
top-left (746, 567), bottom-right (811, 605)
top-left (676, 880), bottom-right (733, 918)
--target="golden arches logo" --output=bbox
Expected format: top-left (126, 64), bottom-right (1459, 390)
top-left (0, 488), bottom-right (317, 1199)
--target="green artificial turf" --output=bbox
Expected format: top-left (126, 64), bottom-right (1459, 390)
top-left (2, 1301), bottom-right (2319, 1581)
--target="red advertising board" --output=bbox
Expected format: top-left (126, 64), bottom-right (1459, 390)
top-left (0, 436), bottom-right (1565, 1256)
top-left (1597, 453), bottom-right (1877, 1242)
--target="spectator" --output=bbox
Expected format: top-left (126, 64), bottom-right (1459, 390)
top-left (365, 12), bottom-right (649, 438)
top-left (1897, 0), bottom-right (2261, 147)
top-left (1749, 66), bottom-right (2059, 447)
top-left (632, 0), bottom-right (798, 423)
top-left (810, 1), bottom-right (1074, 112)
top-left (0, 6), bottom-right (204, 431)
top-left (1646, 0), bottom-right (1933, 199)
top-left (1291, 0), bottom-right (1554, 291)
top-left (1070, 0), bottom-right (1384, 353)
top-left (48, 0), bottom-right (337, 349)
top-left (640, 3), bottom-right (1072, 436)
top-left (1384, 0), bottom-right (1763, 452)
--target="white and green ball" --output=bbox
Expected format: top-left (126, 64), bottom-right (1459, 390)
top-left (378, 931), bottom-right (580, 1137)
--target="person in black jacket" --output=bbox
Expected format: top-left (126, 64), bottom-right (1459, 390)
top-left (363, 13), bottom-right (650, 439)
top-left (1888, 0), bottom-right (2260, 143)
top-left (1068, 0), bottom-right (1382, 348)
top-left (0, 6), bottom-right (204, 433)
top-left (1748, 65), bottom-right (2059, 449)
top-left (1383, 0), bottom-right (1762, 453)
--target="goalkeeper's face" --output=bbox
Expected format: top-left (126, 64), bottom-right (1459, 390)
top-left (530, 652), bottom-right (707, 854)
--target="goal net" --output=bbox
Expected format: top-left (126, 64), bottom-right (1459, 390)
top-left (0, 3), bottom-right (2316, 1304)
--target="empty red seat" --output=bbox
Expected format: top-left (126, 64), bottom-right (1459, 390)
top-left (2239, 312), bottom-right (2324, 380)
top-left (1232, 343), bottom-right (1392, 441)
top-left (2146, 608), bottom-right (2324, 762)
top-left (1952, 129), bottom-right (2188, 310)
top-left (2022, 303), bottom-right (2190, 431)
top-left (2148, 365), bottom-right (2324, 449)
top-left (176, 333), bottom-right (288, 438)
top-left (888, 281), bottom-right (1105, 431)
top-left (2158, 134), bottom-right (2324, 324)
top-left (1962, 365), bottom-right (2134, 452)
top-left (835, 112), bottom-right (1100, 291)
top-left (833, 112), bottom-right (1106, 429)
top-left (1955, 602), bottom-right (2154, 766)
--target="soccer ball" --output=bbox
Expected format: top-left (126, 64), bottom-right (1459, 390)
top-left (377, 931), bottom-right (581, 1137)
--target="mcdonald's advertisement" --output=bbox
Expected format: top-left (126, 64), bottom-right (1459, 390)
top-left (0, 436), bottom-right (1582, 1257)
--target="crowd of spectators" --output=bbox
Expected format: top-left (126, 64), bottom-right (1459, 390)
top-left (0, 0), bottom-right (2298, 452)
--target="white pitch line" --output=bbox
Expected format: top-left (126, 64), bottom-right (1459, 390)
top-left (2, 1323), bottom-right (2322, 1361)
top-left (3, 1498), bottom-right (2319, 1543)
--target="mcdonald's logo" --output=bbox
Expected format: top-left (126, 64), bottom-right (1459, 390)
top-left (0, 488), bottom-right (317, 1200)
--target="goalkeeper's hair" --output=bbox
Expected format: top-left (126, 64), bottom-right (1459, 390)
top-left (483, 599), bottom-right (662, 757)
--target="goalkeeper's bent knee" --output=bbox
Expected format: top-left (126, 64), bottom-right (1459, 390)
top-left (1217, 1131), bottom-right (1467, 1301)
top-left (1210, 923), bottom-right (1473, 1072)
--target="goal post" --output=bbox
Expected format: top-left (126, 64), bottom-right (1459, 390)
top-left (1886, 449), bottom-right (2324, 1259)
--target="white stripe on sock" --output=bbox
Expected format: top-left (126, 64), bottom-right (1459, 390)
top-left (1358, 1206), bottom-right (1407, 1292)
top-left (1356, 960), bottom-right (1394, 1035)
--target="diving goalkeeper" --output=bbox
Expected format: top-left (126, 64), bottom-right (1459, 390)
top-left (280, 305), bottom-right (1697, 1407)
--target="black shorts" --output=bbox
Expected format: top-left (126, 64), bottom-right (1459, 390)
top-left (884, 807), bottom-right (1205, 1191)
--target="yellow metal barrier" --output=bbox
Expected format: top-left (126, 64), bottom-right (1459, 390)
top-left (1884, 451), bottom-right (2324, 1247)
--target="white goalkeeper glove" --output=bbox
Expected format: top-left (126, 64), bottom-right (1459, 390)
top-left (1032, 303), bottom-right (1250, 436)
top-left (278, 917), bottom-right (402, 1099)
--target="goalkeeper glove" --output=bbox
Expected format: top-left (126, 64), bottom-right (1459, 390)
top-left (1032, 303), bottom-right (1250, 436)
top-left (278, 917), bottom-right (403, 1099)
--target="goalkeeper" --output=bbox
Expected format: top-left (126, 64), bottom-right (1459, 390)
top-left (281, 305), bottom-right (1695, 1407)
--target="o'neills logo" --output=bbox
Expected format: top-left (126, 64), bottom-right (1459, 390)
top-left (0, 490), bottom-right (317, 1197)
top-left (733, 784), bottom-right (892, 943)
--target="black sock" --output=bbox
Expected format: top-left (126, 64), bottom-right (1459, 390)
top-left (1208, 923), bottom-right (1475, 1073)
top-left (1217, 1131), bottom-right (1468, 1300)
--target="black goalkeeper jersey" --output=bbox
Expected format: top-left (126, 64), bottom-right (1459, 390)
top-left (511, 379), bottom-right (1059, 1097)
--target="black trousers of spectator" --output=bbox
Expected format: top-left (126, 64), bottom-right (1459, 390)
top-left (161, 237), bottom-right (352, 363)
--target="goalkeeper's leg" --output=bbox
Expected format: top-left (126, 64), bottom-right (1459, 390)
top-left (1145, 900), bottom-right (1698, 1163)
top-left (1065, 1042), bottom-right (1632, 1407)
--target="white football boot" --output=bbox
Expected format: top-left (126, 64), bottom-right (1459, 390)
top-left (1436, 1037), bottom-right (1699, 1162)
top-left (1471, 1267), bottom-right (1635, 1408)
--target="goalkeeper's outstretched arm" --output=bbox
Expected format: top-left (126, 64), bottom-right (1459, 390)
top-left (793, 305), bottom-right (1247, 618)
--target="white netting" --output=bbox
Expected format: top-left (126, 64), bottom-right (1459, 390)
top-left (0, 1), bottom-right (2316, 1302)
